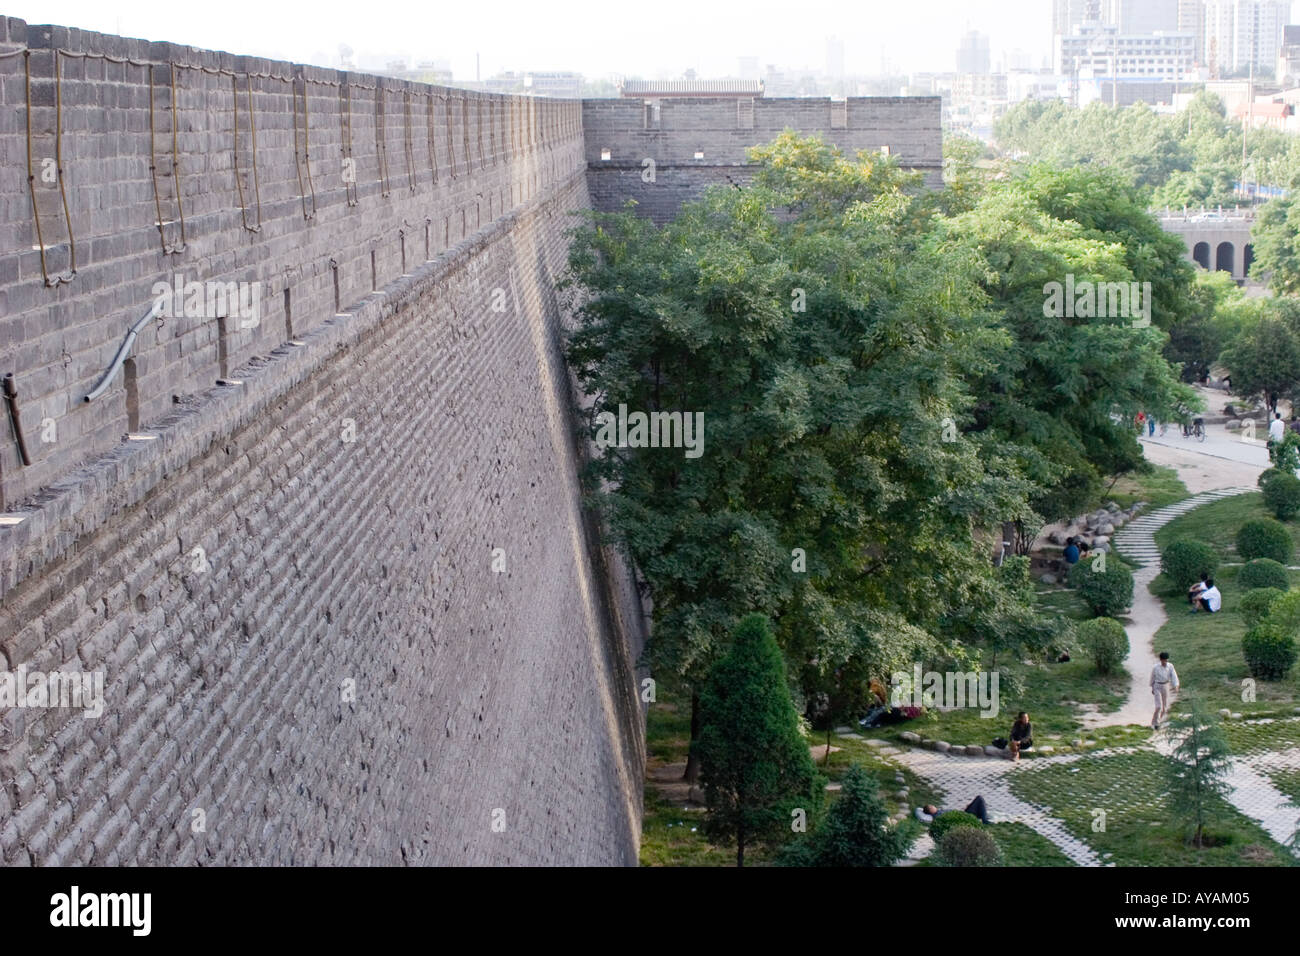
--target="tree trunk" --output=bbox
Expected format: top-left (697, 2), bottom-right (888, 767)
top-left (825, 726), bottom-right (832, 766)
top-left (737, 826), bottom-right (745, 868)
top-left (993, 520), bottom-right (1016, 566)
top-left (683, 690), bottom-right (701, 784)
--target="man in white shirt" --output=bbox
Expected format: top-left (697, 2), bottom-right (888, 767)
top-left (1270, 412), bottom-right (1286, 445)
top-left (1191, 579), bottom-right (1221, 614)
top-left (1150, 652), bottom-right (1180, 729)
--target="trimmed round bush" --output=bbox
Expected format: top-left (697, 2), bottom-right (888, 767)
top-left (929, 811), bottom-right (981, 841)
top-left (1264, 473), bottom-right (1300, 521)
top-left (1238, 558), bottom-right (1291, 593)
top-left (1239, 587), bottom-right (1286, 628)
top-left (1259, 467), bottom-right (1286, 489)
top-left (1236, 519), bottom-right (1293, 564)
top-left (1075, 617), bottom-right (1129, 675)
top-left (1242, 626), bottom-right (1298, 681)
top-left (934, 826), bottom-right (1002, 867)
top-left (1067, 558), bottom-right (1135, 617)
top-left (1160, 539), bottom-right (1219, 591)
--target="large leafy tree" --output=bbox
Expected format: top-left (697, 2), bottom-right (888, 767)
top-left (563, 134), bottom-right (1037, 780)
top-left (937, 162), bottom-right (1198, 521)
top-left (1220, 311), bottom-right (1300, 412)
top-left (1251, 195), bottom-right (1300, 295)
top-left (696, 614), bottom-right (822, 867)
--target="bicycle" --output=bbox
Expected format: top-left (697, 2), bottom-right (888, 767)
top-left (1193, 419), bottom-right (1206, 442)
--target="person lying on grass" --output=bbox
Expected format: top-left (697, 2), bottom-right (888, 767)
top-left (915, 796), bottom-right (990, 825)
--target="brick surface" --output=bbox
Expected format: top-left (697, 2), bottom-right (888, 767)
top-left (1, 17), bottom-right (932, 866)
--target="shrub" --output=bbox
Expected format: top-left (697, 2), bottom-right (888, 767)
top-left (1238, 558), bottom-right (1291, 593)
top-left (1067, 557), bottom-right (1135, 617)
top-left (1264, 473), bottom-right (1300, 521)
top-left (934, 826), bottom-right (1002, 867)
top-left (1238, 587), bottom-right (1286, 628)
top-left (1236, 519), bottom-right (1293, 564)
top-left (1075, 617), bottom-right (1129, 675)
top-left (1242, 627), bottom-right (1298, 680)
top-left (1160, 539), bottom-right (1219, 591)
top-left (929, 811), bottom-right (981, 841)
top-left (1259, 467), bottom-right (1286, 489)
top-left (774, 764), bottom-right (913, 867)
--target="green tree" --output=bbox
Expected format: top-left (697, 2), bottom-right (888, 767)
top-left (776, 763), bottom-right (914, 867)
top-left (1219, 315), bottom-right (1300, 413)
top-left (563, 133), bottom-right (1037, 781)
top-left (1164, 699), bottom-right (1234, 849)
top-left (1251, 195), bottom-right (1300, 294)
top-left (697, 614), bottom-right (822, 866)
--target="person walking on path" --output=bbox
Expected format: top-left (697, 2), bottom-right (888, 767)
top-left (1150, 652), bottom-right (1179, 729)
top-left (1270, 412), bottom-right (1286, 448)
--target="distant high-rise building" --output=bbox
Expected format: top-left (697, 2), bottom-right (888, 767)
top-left (1053, 0), bottom-right (1102, 37)
top-left (825, 37), bottom-right (845, 79)
top-left (956, 30), bottom-right (991, 74)
top-left (1178, 0), bottom-right (1207, 63)
top-left (737, 56), bottom-right (760, 81)
top-left (1205, 0), bottom-right (1289, 76)
top-left (1102, 0), bottom-right (1180, 33)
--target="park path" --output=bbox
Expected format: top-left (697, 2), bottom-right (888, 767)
top-left (1092, 486), bottom-right (1258, 730)
top-left (883, 426), bottom-right (1294, 865)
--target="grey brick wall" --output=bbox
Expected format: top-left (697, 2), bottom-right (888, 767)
top-left (0, 20), bottom-right (644, 866)
top-left (1, 18), bottom-right (941, 868)
top-left (582, 96), bottom-right (943, 222)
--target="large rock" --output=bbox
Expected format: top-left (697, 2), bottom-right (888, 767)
top-left (964, 745), bottom-right (985, 756)
top-left (1040, 573), bottom-right (1058, 585)
top-left (933, 740), bottom-right (950, 753)
top-left (1049, 530), bottom-right (1067, 545)
top-left (1225, 419), bottom-right (1242, 431)
top-left (984, 745), bottom-right (1004, 757)
top-left (1099, 523), bottom-right (1114, 535)
top-left (900, 731), bottom-right (921, 744)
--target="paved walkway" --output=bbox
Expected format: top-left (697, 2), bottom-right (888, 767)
top-left (882, 427), bottom-right (1298, 865)
top-left (1094, 487), bottom-right (1257, 729)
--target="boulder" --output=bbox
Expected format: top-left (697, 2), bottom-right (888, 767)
top-left (1219, 708), bottom-right (1231, 718)
top-left (1231, 713), bottom-right (1242, 720)
top-left (1049, 530), bottom-right (1067, 545)
top-left (1040, 573), bottom-right (1058, 585)
top-left (984, 745), bottom-right (1004, 757)
top-left (1225, 419), bottom-right (1242, 431)
top-left (1099, 523), bottom-right (1114, 535)
top-left (933, 740), bottom-right (950, 753)
top-left (965, 745), bottom-right (985, 756)
top-left (900, 731), bottom-right (921, 744)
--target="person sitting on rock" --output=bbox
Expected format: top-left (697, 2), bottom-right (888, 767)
top-left (915, 796), bottom-right (990, 825)
top-left (1063, 537), bottom-right (1080, 565)
top-left (1007, 712), bottom-right (1033, 762)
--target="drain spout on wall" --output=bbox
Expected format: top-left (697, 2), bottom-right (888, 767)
top-left (3, 373), bottom-right (32, 467)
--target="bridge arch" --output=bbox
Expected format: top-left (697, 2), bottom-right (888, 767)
top-left (1193, 241), bottom-right (1211, 269)
top-left (1216, 241), bottom-right (1235, 274)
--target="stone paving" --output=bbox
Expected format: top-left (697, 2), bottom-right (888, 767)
top-left (883, 452), bottom-right (1300, 864)
top-left (1094, 486), bottom-right (1257, 729)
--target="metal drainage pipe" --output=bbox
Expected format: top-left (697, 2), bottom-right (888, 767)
top-left (84, 300), bottom-right (162, 404)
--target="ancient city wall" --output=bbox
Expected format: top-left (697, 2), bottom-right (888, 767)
top-left (0, 18), bottom-right (645, 865)
top-left (583, 95), bottom-right (944, 221)
top-left (0, 16), bottom-right (943, 867)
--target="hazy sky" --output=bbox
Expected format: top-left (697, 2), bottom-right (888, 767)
top-left (8, 0), bottom-right (1060, 79)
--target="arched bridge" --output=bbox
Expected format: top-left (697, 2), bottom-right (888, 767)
top-left (1156, 208), bottom-right (1255, 282)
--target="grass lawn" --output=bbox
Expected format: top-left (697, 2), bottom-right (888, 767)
top-left (1146, 492), bottom-right (1300, 717)
top-left (641, 677), bottom-right (936, 866)
top-left (1008, 751), bottom-right (1296, 866)
top-left (1108, 463), bottom-right (1190, 511)
top-left (1265, 768), bottom-right (1300, 805)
